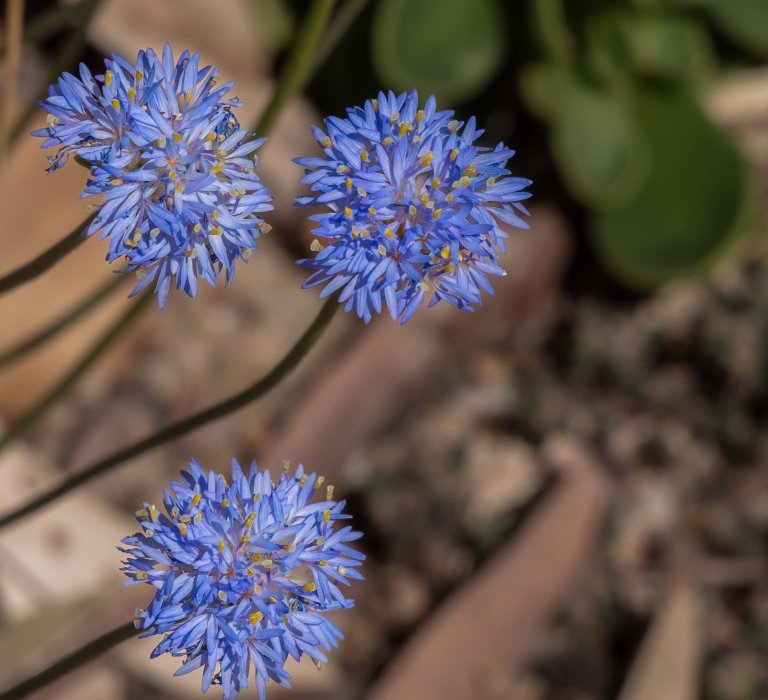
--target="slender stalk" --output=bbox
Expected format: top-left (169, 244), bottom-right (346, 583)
top-left (314, 0), bottom-right (369, 69)
top-left (254, 0), bottom-right (337, 137)
top-left (0, 214), bottom-right (93, 295)
top-left (0, 620), bottom-right (137, 700)
top-left (1, 0), bottom-right (24, 156)
top-left (0, 275), bottom-right (127, 369)
top-left (0, 290), bottom-right (152, 454)
top-left (0, 296), bottom-right (338, 530)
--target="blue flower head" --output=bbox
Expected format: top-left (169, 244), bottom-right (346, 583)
top-left (34, 44), bottom-right (272, 307)
top-left (121, 460), bottom-right (364, 700)
top-left (294, 90), bottom-right (532, 323)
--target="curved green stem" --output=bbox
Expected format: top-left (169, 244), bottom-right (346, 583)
top-left (0, 620), bottom-right (137, 700)
top-left (0, 275), bottom-right (127, 369)
top-left (0, 214), bottom-right (93, 295)
top-left (0, 290), bottom-right (153, 454)
top-left (0, 296), bottom-right (338, 530)
top-left (254, 0), bottom-right (337, 137)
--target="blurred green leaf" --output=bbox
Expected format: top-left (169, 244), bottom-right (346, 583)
top-left (700, 0), bottom-right (768, 57)
top-left (532, 0), bottom-right (575, 59)
top-left (591, 88), bottom-right (753, 289)
top-left (371, 0), bottom-right (505, 104)
top-left (521, 63), bottom-right (649, 209)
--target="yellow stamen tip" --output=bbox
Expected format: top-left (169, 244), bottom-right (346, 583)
top-left (218, 539), bottom-right (226, 553)
top-left (249, 612), bottom-right (264, 625)
top-left (172, 132), bottom-right (182, 143)
top-left (111, 98), bottom-right (121, 110)
top-left (441, 246), bottom-right (451, 259)
top-left (303, 582), bottom-right (317, 592)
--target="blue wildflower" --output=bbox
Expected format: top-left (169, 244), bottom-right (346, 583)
top-left (33, 44), bottom-right (272, 307)
top-left (121, 460), bottom-right (364, 700)
top-left (294, 90), bottom-right (532, 324)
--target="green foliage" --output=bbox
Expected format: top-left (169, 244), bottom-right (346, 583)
top-left (522, 0), bottom-right (757, 289)
top-left (591, 89), bottom-right (754, 289)
top-left (700, 0), bottom-right (768, 57)
top-left (371, 0), bottom-right (506, 104)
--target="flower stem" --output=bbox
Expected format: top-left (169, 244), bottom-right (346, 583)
top-left (254, 0), bottom-right (337, 137)
top-left (0, 620), bottom-right (137, 700)
top-left (314, 0), bottom-right (369, 69)
top-left (0, 289), bottom-right (153, 454)
top-left (0, 296), bottom-right (338, 530)
top-left (1, 0), bottom-right (24, 157)
top-left (0, 275), bottom-right (127, 369)
top-left (0, 214), bottom-right (94, 295)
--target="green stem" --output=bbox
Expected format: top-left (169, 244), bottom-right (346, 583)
top-left (0, 290), bottom-right (152, 454)
top-left (314, 0), bottom-right (369, 69)
top-left (254, 0), bottom-right (337, 137)
top-left (0, 296), bottom-right (338, 530)
top-left (0, 275), bottom-right (127, 369)
top-left (0, 214), bottom-right (93, 295)
top-left (0, 620), bottom-right (137, 700)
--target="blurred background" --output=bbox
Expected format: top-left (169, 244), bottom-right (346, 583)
top-left (0, 0), bottom-right (767, 698)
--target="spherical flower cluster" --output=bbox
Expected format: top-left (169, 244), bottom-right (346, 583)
top-left (33, 44), bottom-right (272, 307)
top-left (294, 90), bottom-right (532, 323)
top-left (120, 460), bottom-right (364, 700)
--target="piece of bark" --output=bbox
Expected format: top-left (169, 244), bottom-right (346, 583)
top-left (260, 205), bottom-right (571, 484)
top-left (366, 436), bottom-right (611, 700)
top-left (617, 581), bottom-right (702, 700)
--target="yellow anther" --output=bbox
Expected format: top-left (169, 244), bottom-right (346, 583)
top-left (136, 571), bottom-right (148, 580)
top-left (185, 247), bottom-right (198, 258)
top-left (441, 246), bottom-right (451, 260)
top-left (345, 177), bottom-right (353, 191)
top-left (399, 122), bottom-right (412, 136)
top-left (465, 164), bottom-right (477, 176)
top-left (319, 559), bottom-right (328, 566)
top-left (237, 187), bottom-right (246, 197)
top-left (184, 89), bottom-right (193, 102)
top-left (487, 176), bottom-right (496, 186)
top-left (377, 244), bottom-right (387, 256)
top-left (173, 132), bottom-right (182, 143)
top-left (413, 134), bottom-right (423, 144)
top-left (205, 131), bottom-right (216, 142)
top-left (150, 227), bottom-right (160, 238)
top-left (111, 98), bottom-right (121, 110)
top-left (127, 87), bottom-right (136, 100)
top-left (357, 186), bottom-right (367, 197)
top-left (359, 149), bottom-right (369, 161)
top-left (156, 136), bottom-right (166, 148)
top-left (389, 111), bottom-right (400, 123)
top-left (192, 493), bottom-right (202, 507)
top-left (372, 98), bottom-right (379, 112)
top-left (420, 151), bottom-right (434, 168)
top-left (211, 226), bottom-right (223, 236)
top-left (415, 109), bottom-right (425, 122)
top-left (249, 611), bottom-right (264, 625)
top-left (460, 176), bottom-right (470, 187)
top-left (409, 204), bottom-right (418, 217)
top-left (326, 485), bottom-right (334, 500)
top-left (449, 148), bottom-right (459, 161)
top-left (315, 536), bottom-right (325, 546)
top-left (135, 70), bottom-right (143, 81)
top-left (431, 177), bottom-right (441, 188)
top-left (282, 460), bottom-right (290, 472)
top-left (351, 225), bottom-right (360, 239)
top-left (381, 136), bottom-right (394, 147)
top-left (218, 539), bottom-right (226, 553)
top-left (241, 533), bottom-right (250, 544)
top-left (171, 506), bottom-right (180, 518)
top-left (218, 590), bottom-right (227, 602)
top-left (125, 238), bottom-right (138, 249)
top-left (168, 170), bottom-right (176, 179)
top-left (260, 222), bottom-right (272, 234)
top-left (368, 207), bottom-right (377, 217)
top-left (252, 553), bottom-right (262, 563)
top-left (193, 511), bottom-right (204, 523)
top-left (253, 583), bottom-right (263, 594)
top-left (315, 476), bottom-right (325, 489)
top-left (336, 164), bottom-right (350, 174)
top-left (179, 514), bottom-right (191, 523)
top-left (359, 228), bottom-right (370, 238)
top-left (284, 542), bottom-right (296, 553)
top-left (149, 504), bottom-right (158, 520)
top-left (432, 208), bottom-right (442, 220)
top-left (338, 566), bottom-right (347, 576)
top-left (178, 522), bottom-right (188, 536)
top-left (105, 70), bottom-right (113, 86)
top-left (303, 582), bottom-right (317, 592)
top-left (111, 178), bottom-right (124, 186)
top-left (320, 136), bottom-right (332, 148)
top-left (323, 509), bottom-right (331, 523)
top-left (262, 559), bottom-right (273, 572)
top-left (310, 238), bottom-right (323, 252)
top-left (384, 227), bottom-right (393, 239)
top-left (425, 200), bottom-right (435, 210)
top-left (212, 210), bottom-right (220, 219)
top-left (420, 192), bottom-right (429, 204)
top-left (211, 161), bottom-right (224, 174)
top-left (245, 513), bottom-right (256, 528)
top-left (175, 182), bottom-right (184, 193)
top-left (246, 566), bottom-right (255, 576)
top-left (448, 119), bottom-right (459, 131)
top-left (193, 223), bottom-right (201, 234)
top-left (135, 508), bottom-right (149, 520)
top-left (344, 206), bottom-right (353, 219)
top-left (220, 498), bottom-right (230, 507)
